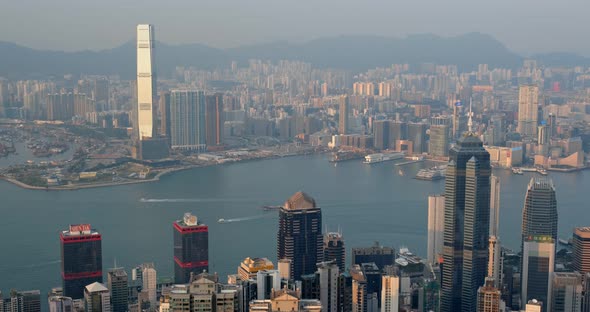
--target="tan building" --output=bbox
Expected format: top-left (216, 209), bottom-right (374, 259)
top-left (573, 227), bottom-right (590, 274)
top-left (517, 85), bottom-right (539, 138)
top-left (476, 277), bottom-right (501, 312)
top-left (238, 257), bottom-right (274, 280)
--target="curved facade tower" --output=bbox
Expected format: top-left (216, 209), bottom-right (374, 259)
top-left (521, 177), bottom-right (558, 242)
top-left (136, 24), bottom-right (156, 140)
top-left (441, 132), bottom-right (491, 312)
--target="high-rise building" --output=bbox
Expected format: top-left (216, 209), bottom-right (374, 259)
top-left (551, 272), bottom-right (582, 312)
top-left (84, 282), bottom-right (110, 312)
top-left (381, 275), bottom-right (399, 312)
top-left (522, 178), bottom-right (558, 247)
top-left (277, 192), bottom-right (323, 281)
top-left (373, 120), bottom-right (390, 150)
top-left (159, 91), bottom-right (171, 138)
top-left (205, 93), bottom-right (224, 147)
top-left (525, 299), bottom-right (543, 312)
top-left (338, 273), bottom-right (353, 312)
top-left (174, 212), bottom-right (209, 284)
top-left (339, 96), bottom-right (349, 135)
top-left (170, 90), bottom-right (206, 150)
top-left (323, 232), bottom-right (345, 273)
top-left (572, 227), bottom-right (590, 274)
top-left (2, 290), bottom-right (41, 312)
top-left (93, 79), bottom-right (109, 110)
top-left (48, 296), bottom-right (73, 312)
top-left (256, 270), bottom-right (281, 300)
top-left (441, 131), bottom-right (491, 312)
top-left (60, 224), bottom-right (103, 299)
top-left (47, 93), bottom-right (74, 121)
top-left (407, 122), bottom-right (427, 154)
top-left (429, 125), bottom-right (450, 157)
top-left (427, 195), bottom-right (445, 266)
top-left (136, 24), bottom-right (156, 140)
top-left (476, 277), bottom-right (501, 312)
top-left (238, 257), bottom-right (274, 280)
top-left (522, 236), bottom-right (555, 312)
top-left (351, 242), bottom-right (395, 271)
top-left (487, 236), bottom-right (501, 289)
top-left (107, 268), bottom-right (128, 312)
top-left (489, 175), bottom-right (500, 238)
top-left (140, 263), bottom-right (157, 307)
top-left (317, 262), bottom-right (339, 312)
top-left (517, 85), bottom-right (539, 138)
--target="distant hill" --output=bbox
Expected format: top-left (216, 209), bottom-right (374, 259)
top-left (0, 33), bottom-right (585, 80)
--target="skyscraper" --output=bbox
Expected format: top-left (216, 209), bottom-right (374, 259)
top-left (277, 191), bottom-right (323, 281)
top-left (487, 236), bottom-right (501, 289)
top-left (317, 262), bottom-right (339, 312)
top-left (522, 236), bottom-right (555, 312)
top-left (429, 124), bottom-right (450, 157)
top-left (174, 212), bottom-right (209, 284)
top-left (427, 195), bottom-right (445, 266)
top-left (205, 93), bottom-right (224, 148)
top-left (517, 85), bottom-right (539, 138)
top-left (441, 130), bottom-right (491, 312)
top-left (489, 175), bottom-right (500, 238)
top-left (351, 242), bottom-right (395, 271)
top-left (572, 227), bottom-right (590, 274)
top-left (140, 263), bottom-right (157, 307)
top-left (84, 282), bottom-right (110, 312)
top-left (323, 232), bottom-right (345, 273)
top-left (407, 122), bottom-right (427, 154)
top-left (60, 224), bottom-right (103, 299)
top-left (107, 268), bottom-right (128, 312)
top-left (373, 120), bottom-right (390, 150)
top-left (136, 24), bottom-right (156, 140)
top-left (159, 91), bottom-right (171, 138)
top-left (381, 275), bottom-right (399, 312)
top-left (170, 90), bottom-right (206, 150)
top-left (476, 277), bottom-right (501, 312)
top-left (48, 296), bottom-right (73, 312)
top-left (522, 178), bottom-right (558, 245)
top-left (339, 96), bottom-right (349, 135)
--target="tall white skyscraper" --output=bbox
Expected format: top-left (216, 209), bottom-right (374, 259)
top-left (141, 263), bottom-right (157, 307)
top-left (136, 24), bottom-right (156, 140)
top-left (427, 195), bottom-right (445, 266)
top-left (381, 275), bottom-right (399, 312)
top-left (517, 85), bottom-right (539, 138)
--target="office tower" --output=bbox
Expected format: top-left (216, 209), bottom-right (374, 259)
top-left (476, 277), bottom-right (501, 312)
top-left (350, 266), bottom-right (368, 312)
top-left (170, 90), bottom-right (206, 150)
top-left (427, 195), bottom-right (445, 266)
top-left (538, 124), bottom-right (549, 145)
top-left (318, 262), bottom-right (339, 312)
top-left (381, 275), bottom-right (399, 312)
top-left (159, 91), bottom-right (171, 137)
top-left (323, 232), bottom-right (346, 273)
top-left (84, 282), bottom-right (110, 312)
top-left (278, 259), bottom-right (291, 280)
top-left (551, 272), bottom-right (582, 312)
top-left (487, 236), bottom-right (501, 289)
top-left (277, 191), bottom-right (323, 281)
top-left (238, 257), bottom-right (274, 280)
top-left (490, 175), bottom-right (500, 238)
top-left (389, 121), bottom-right (407, 149)
top-left (107, 268), bottom-right (128, 312)
top-left (429, 124), bottom-right (450, 157)
top-left (360, 263), bottom-right (382, 309)
top-left (256, 270), bottom-right (281, 300)
top-left (351, 242), bottom-right (395, 271)
top-left (441, 130), bottom-right (491, 312)
top-left (93, 79), bottom-right (109, 110)
top-left (407, 122), bottom-right (427, 154)
top-left (48, 296), bottom-right (73, 312)
top-left (526, 299), bottom-right (543, 312)
top-left (205, 93), bottom-right (224, 147)
top-left (60, 224), bottom-right (102, 299)
top-left (517, 85), bottom-right (539, 138)
top-left (522, 236), bottom-right (555, 312)
top-left (522, 178), bottom-right (558, 244)
top-left (136, 24), bottom-right (156, 140)
top-left (144, 263), bottom-right (158, 307)
top-left (548, 113), bottom-right (557, 139)
top-left (174, 212), bottom-right (209, 284)
top-left (2, 290), bottom-right (41, 312)
top-left (572, 227), bottom-right (590, 274)
top-left (338, 273), bottom-right (353, 312)
top-left (373, 120), bottom-right (390, 150)
top-left (339, 95), bottom-right (349, 135)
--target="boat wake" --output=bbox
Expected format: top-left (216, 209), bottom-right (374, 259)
top-left (218, 214), bottom-right (269, 224)
top-left (140, 198), bottom-right (243, 203)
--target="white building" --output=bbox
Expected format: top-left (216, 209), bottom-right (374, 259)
top-left (136, 24), bottom-right (156, 140)
top-left (381, 275), bottom-right (399, 312)
top-left (427, 195), bottom-right (445, 265)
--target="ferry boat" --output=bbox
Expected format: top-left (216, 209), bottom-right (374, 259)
top-left (415, 165), bottom-right (447, 181)
top-left (363, 152), bottom-right (405, 164)
top-left (512, 167), bottom-right (524, 175)
top-left (537, 168), bottom-right (548, 176)
top-left (218, 218), bottom-right (227, 223)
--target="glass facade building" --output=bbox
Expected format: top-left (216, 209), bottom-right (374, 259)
top-left (60, 224), bottom-right (102, 299)
top-left (173, 213), bottom-right (209, 284)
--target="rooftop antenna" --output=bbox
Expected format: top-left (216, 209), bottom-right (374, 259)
top-left (467, 97), bottom-right (474, 133)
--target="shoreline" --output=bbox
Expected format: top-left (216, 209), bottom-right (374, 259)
top-left (0, 150), bottom-right (325, 191)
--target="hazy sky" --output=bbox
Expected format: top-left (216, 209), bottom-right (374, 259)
top-left (2, 0), bottom-right (588, 56)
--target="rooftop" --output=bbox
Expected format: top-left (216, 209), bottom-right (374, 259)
top-left (85, 282), bottom-right (108, 293)
top-left (283, 191), bottom-right (317, 210)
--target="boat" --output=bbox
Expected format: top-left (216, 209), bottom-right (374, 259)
top-left (363, 152), bottom-right (405, 164)
top-left (398, 169), bottom-right (404, 176)
top-left (415, 165), bottom-right (447, 181)
top-left (558, 238), bottom-right (571, 246)
top-left (537, 168), bottom-right (548, 176)
top-left (261, 205), bottom-right (281, 211)
top-left (218, 218), bottom-right (226, 223)
top-left (512, 167), bottom-right (524, 175)
top-left (521, 167), bottom-right (537, 172)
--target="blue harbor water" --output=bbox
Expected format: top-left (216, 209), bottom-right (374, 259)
top-left (0, 154), bottom-right (588, 298)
